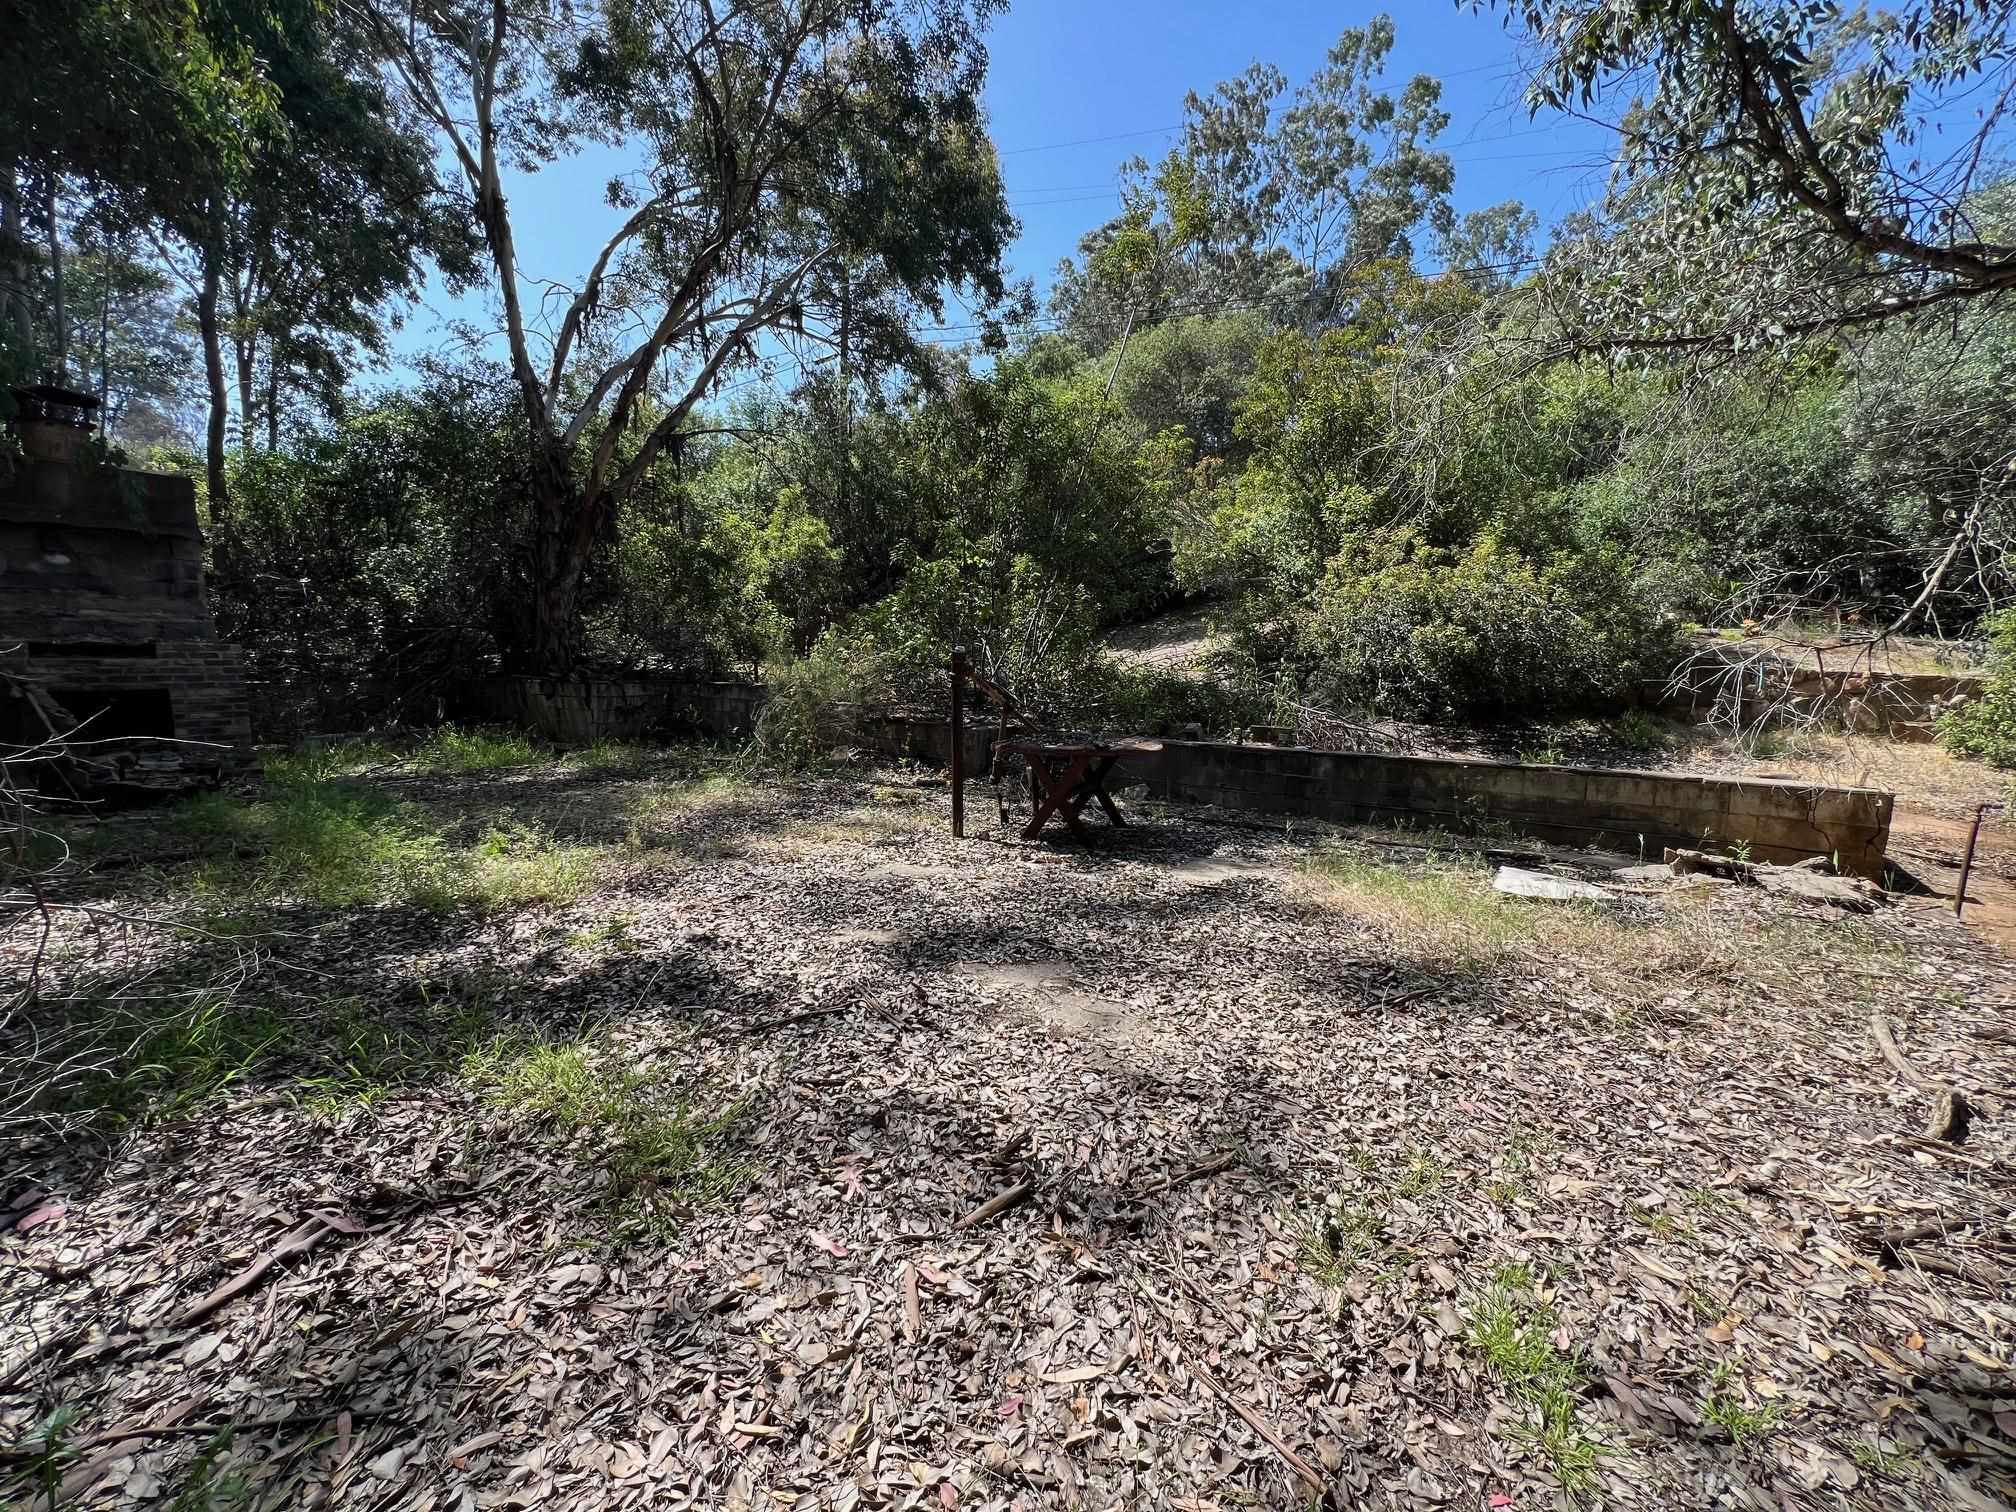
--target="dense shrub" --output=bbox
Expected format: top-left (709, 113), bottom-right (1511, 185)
top-left (211, 372), bottom-right (527, 737)
top-left (748, 648), bottom-right (875, 769)
top-left (1301, 535), bottom-right (1678, 720)
top-left (1939, 610), bottom-right (2016, 768)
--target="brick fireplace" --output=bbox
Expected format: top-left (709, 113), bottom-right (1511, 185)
top-left (2, 391), bottom-right (252, 787)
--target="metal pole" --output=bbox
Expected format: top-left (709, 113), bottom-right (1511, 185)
top-left (950, 648), bottom-right (967, 839)
top-left (1956, 801), bottom-right (2002, 919)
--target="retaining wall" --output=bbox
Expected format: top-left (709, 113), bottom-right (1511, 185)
top-left (465, 674), bottom-right (1893, 878)
top-left (1123, 741), bottom-right (1892, 879)
top-left (468, 675), bottom-right (766, 746)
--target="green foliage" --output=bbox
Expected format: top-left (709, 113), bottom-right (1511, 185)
top-left (1485, 1), bottom-right (2016, 350)
top-left (1611, 710), bottom-right (1672, 754)
top-left (1302, 534), bottom-right (1676, 719)
top-left (1940, 609), bottom-right (2016, 768)
top-left (176, 781), bottom-right (460, 910)
top-left (1702, 1362), bottom-right (1782, 1447)
top-left (1053, 16), bottom-right (1457, 349)
top-left (467, 1034), bottom-right (753, 1235)
top-left (412, 728), bottom-right (543, 774)
top-left (750, 646), bottom-right (875, 771)
top-left (40, 3), bottom-right (2016, 747)
top-left (60, 996), bottom-right (289, 1128)
top-left (174, 744), bottom-right (602, 912)
top-left (1299, 1194), bottom-right (1385, 1284)
top-left (1465, 1265), bottom-right (1601, 1491)
top-left (212, 371), bottom-right (528, 738)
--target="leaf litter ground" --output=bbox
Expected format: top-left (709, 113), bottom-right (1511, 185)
top-left (4, 753), bottom-right (2014, 1510)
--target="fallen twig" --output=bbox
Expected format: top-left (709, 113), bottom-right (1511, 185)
top-left (172, 1210), bottom-right (365, 1328)
top-left (1187, 1357), bottom-right (1328, 1497)
top-left (1134, 1152), bottom-right (1238, 1197)
top-left (1870, 1012), bottom-right (1931, 1087)
top-left (952, 1179), bottom-right (1033, 1231)
top-left (0, 1325), bottom-right (84, 1395)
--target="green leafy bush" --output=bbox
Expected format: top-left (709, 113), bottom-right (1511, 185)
top-left (1302, 534), bottom-right (1678, 719)
top-left (1940, 609), bottom-right (2016, 767)
top-left (749, 647), bottom-right (874, 770)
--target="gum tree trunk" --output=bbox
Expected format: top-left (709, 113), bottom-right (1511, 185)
top-left (196, 251), bottom-right (228, 516)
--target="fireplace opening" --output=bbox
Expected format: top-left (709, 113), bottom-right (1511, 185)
top-left (48, 686), bottom-right (176, 741)
top-left (28, 641), bottom-right (158, 658)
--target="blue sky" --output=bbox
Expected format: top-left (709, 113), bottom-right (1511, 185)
top-left (389, 2), bottom-right (1621, 368)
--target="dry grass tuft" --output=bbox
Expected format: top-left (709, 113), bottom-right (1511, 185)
top-left (1299, 844), bottom-right (1897, 1012)
top-left (774, 806), bottom-right (939, 851)
top-left (1729, 732), bottom-right (2002, 812)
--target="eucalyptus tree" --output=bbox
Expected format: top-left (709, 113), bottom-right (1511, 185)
top-left (357, 0), bottom-right (1015, 674)
top-left (0, 0), bottom-right (278, 384)
top-left (203, 4), bottom-right (478, 460)
top-left (1478, 0), bottom-right (2016, 352)
top-left (1053, 14), bottom-right (1456, 348)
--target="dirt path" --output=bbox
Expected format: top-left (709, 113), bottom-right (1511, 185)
top-left (1883, 806), bottom-right (2016, 952)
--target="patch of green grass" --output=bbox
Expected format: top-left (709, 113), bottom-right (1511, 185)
top-left (1393, 1147), bottom-right (1449, 1198)
top-left (1628, 1204), bottom-right (1693, 1241)
top-left (559, 740), bottom-right (651, 773)
top-left (1611, 710), bottom-right (1672, 754)
top-left (1465, 1264), bottom-right (1601, 1493)
top-left (410, 726), bottom-right (544, 774)
top-left (173, 775), bottom-right (603, 913)
top-left (1519, 734), bottom-right (1565, 766)
top-left (1306, 849), bottom-right (1537, 963)
top-left (1485, 1178), bottom-right (1524, 1208)
top-left (467, 826), bottom-right (601, 910)
top-left (1298, 1195), bottom-right (1385, 1284)
top-left (1703, 1362), bottom-right (1782, 1446)
top-left (263, 740), bottom-right (398, 785)
top-left (620, 774), bottom-right (759, 855)
top-left (1491, 1129), bottom-right (1552, 1205)
top-left (60, 995), bottom-right (290, 1127)
top-left (1682, 1187), bottom-right (1738, 1215)
top-left (6, 1404), bottom-right (84, 1510)
top-left (1683, 1285), bottom-right (1728, 1322)
top-left (164, 1430), bottom-right (250, 1510)
top-left (1848, 1438), bottom-right (1920, 1479)
top-left (176, 780), bottom-right (458, 907)
top-left (293, 989), bottom-right (501, 1117)
top-left (466, 1034), bottom-right (753, 1237)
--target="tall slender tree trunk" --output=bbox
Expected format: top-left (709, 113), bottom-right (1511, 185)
top-left (196, 248), bottom-right (229, 518)
top-left (528, 442), bottom-right (599, 676)
top-left (235, 335), bottom-right (256, 452)
top-left (0, 172), bottom-right (31, 362)
top-left (42, 175), bottom-right (64, 380)
top-left (265, 362), bottom-right (280, 450)
top-left (96, 240), bottom-right (111, 428)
